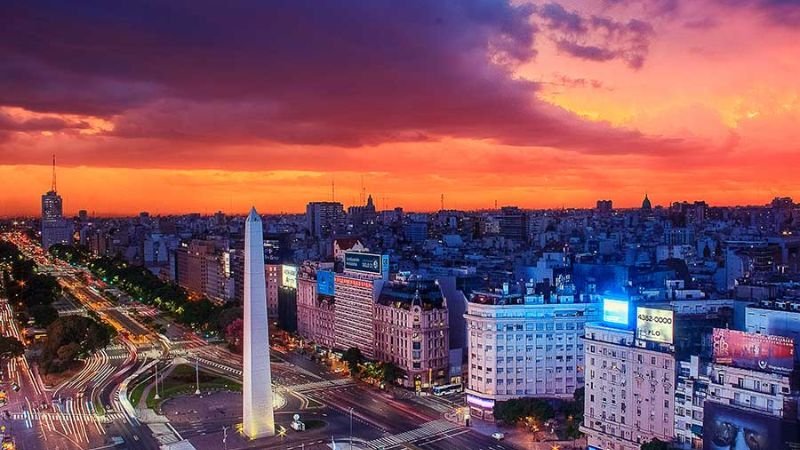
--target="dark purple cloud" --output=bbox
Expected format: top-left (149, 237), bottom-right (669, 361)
top-left (719, 0), bottom-right (800, 25)
top-left (0, 0), bottom-right (687, 157)
top-left (538, 3), bottom-right (655, 69)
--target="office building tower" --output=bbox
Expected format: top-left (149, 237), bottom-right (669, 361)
top-left (306, 201), bottom-right (344, 239)
top-left (41, 155), bottom-right (72, 250)
top-left (464, 284), bottom-right (599, 419)
top-left (333, 252), bottom-right (388, 359)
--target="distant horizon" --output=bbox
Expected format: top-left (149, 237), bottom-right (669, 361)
top-left (1, 188), bottom-right (790, 219)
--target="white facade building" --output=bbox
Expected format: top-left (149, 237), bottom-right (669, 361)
top-left (464, 288), bottom-right (599, 419)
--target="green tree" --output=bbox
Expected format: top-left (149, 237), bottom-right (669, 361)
top-left (0, 336), bottom-right (24, 359)
top-left (42, 316), bottom-right (113, 373)
top-left (493, 398), bottom-right (555, 425)
top-left (341, 347), bottom-right (363, 377)
top-left (28, 304), bottom-right (59, 327)
top-left (380, 361), bottom-right (404, 385)
top-left (641, 438), bottom-right (672, 450)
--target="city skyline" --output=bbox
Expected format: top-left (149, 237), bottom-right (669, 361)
top-left (2, 1), bottom-right (799, 215)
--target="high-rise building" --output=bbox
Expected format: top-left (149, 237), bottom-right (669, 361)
top-left (581, 301), bottom-right (676, 450)
top-left (498, 206), bottom-right (528, 241)
top-left (464, 284), bottom-right (599, 419)
top-left (596, 200), bottom-right (613, 214)
top-left (41, 156), bottom-right (72, 250)
top-left (242, 208), bottom-right (275, 439)
top-left (266, 263), bottom-right (281, 319)
top-left (296, 261), bottom-right (337, 349)
top-left (373, 279), bottom-right (450, 389)
top-left (174, 240), bottom-right (233, 302)
top-left (333, 252), bottom-right (388, 358)
top-left (306, 201), bottom-right (344, 239)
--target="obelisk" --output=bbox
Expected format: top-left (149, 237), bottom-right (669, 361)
top-left (243, 207), bottom-right (275, 438)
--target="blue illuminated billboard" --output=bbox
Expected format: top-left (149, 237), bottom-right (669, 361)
top-left (317, 269), bottom-right (335, 296)
top-left (602, 298), bottom-right (631, 328)
top-left (344, 251), bottom-right (387, 276)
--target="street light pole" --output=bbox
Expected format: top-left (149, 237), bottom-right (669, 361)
top-left (195, 357), bottom-right (201, 395)
top-left (349, 407), bottom-right (354, 450)
top-left (154, 363), bottom-right (160, 400)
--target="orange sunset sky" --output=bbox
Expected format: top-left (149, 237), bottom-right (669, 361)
top-left (1, 0), bottom-right (799, 216)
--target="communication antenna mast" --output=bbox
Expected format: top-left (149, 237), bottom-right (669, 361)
top-left (51, 154), bottom-right (57, 193)
top-left (331, 178), bottom-right (335, 202)
top-left (440, 194), bottom-right (445, 211)
top-left (360, 176), bottom-right (366, 205)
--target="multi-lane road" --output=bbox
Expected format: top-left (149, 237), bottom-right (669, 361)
top-left (1, 232), bottom-right (517, 450)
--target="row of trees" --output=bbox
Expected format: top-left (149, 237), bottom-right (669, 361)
top-left (340, 347), bottom-right (403, 385)
top-left (493, 387), bottom-right (585, 440)
top-left (50, 244), bottom-right (227, 332)
top-left (0, 241), bottom-right (113, 373)
top-left (1, 241), bottom-right (60, 327)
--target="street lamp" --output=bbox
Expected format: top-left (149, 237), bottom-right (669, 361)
top-left (349, 407), bottom-right (354, 450)
top-left (195, 357), bottom-right (201, 395)
top-left (154, 363), bottom-right (160, 400)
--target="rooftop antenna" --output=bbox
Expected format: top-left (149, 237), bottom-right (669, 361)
top-left (360, 176), bottom-right (366, 205)
top-left (51, 154), bottom-right (57, 193)
top-left (441, 194), bottom-right (444, 211)
top-left (331, 177), bottom-right (335, 202)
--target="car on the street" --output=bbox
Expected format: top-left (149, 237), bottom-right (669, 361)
top-left (491, 432), bottom-right (505, 441)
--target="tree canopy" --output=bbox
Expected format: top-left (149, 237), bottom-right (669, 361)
top-left (641, 438), bottom-right (672, 450)
top-left (341, 347), bottom-right (363, 376)
top-left (41, 315), bottom-right (114, 373)
top-left (493, 397), bottom-right (555, 425)
top-left (0, 336), bottom-right (24, 359)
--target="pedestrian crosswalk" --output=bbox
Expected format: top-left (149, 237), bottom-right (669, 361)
top-left (9, 411), bottom-right (127, 423)
top-left (195, 356), bottom-right (243, 377)
top-left (278, 378), bottom-right (353, 393)
top-left (410, 395), bottom-right (460, 413)
top-left (366, 419), bottom-right (460, 448)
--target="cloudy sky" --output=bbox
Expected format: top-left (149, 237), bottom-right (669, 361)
top-left (1, 0), bottom-right (798, 215)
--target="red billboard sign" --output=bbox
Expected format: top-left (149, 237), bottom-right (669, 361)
top-left (712, 329), bottom-right (794, 375)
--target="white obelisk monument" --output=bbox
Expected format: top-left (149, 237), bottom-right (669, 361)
top-left (243, 207), bottom-right (275, 439)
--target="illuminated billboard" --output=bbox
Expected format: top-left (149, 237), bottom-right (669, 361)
top-left (636, 307), bottom-right (674, 344)
top-left (281, 265), bottom-right (297, 289)
top-left (466, 394), bottom-right (495, 409)
top-left (703, 402), bottom-right (799, 450)
top-left (317, 269), bottom-right (335, 296)
top-left (712, 329), bottom-right (794, 375)
top-left (344, 252), bottom-right (387, 276)
top-left (602, 298), bottom-right (631, 328)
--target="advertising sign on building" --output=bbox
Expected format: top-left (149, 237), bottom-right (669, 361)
top-left (636, 307), bottom-right (674, 344)
top-left (703, 401), bottom-right (799, 450)
top-left (602, 298), bottom-right (631, 328)
top-left (712, 328), bottom-right (794, 375)
top-left (281, 264), bottom-right (297, 289)
top-left (344, 251), bottom-right (386, 275)
top-left (317, 269), bottom-right (335, 296)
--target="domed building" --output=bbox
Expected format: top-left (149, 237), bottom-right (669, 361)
top-left (642, 193), bottom-right (652, 211)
